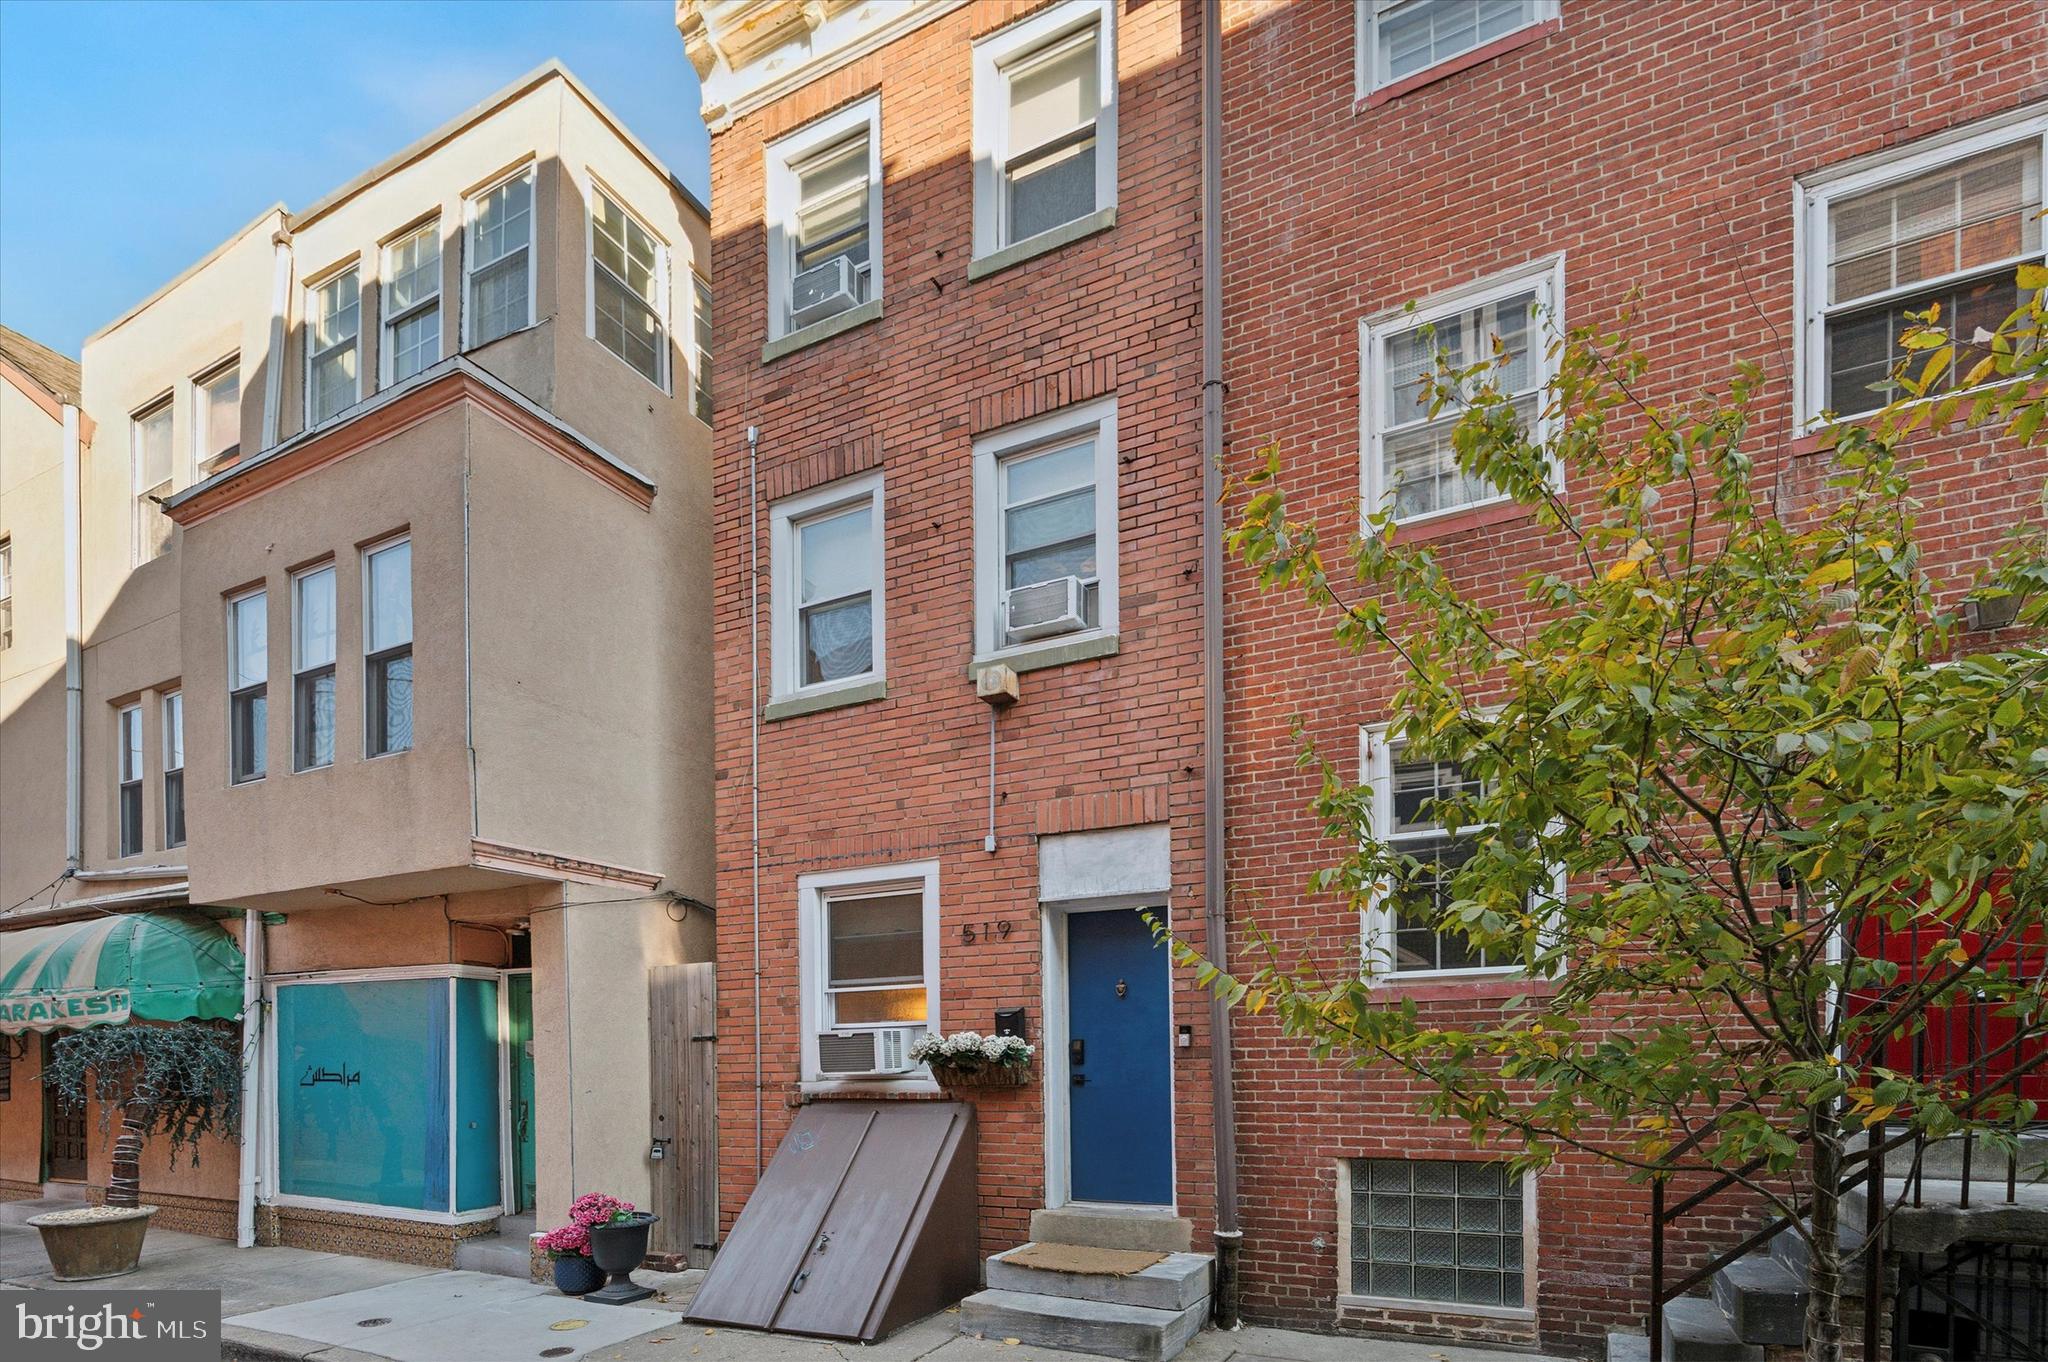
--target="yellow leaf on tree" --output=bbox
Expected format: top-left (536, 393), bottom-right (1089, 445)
top-left (1607, 556), bottom-right (1642, 583)
top-left (1802, 560), bottom-right (1854, 590)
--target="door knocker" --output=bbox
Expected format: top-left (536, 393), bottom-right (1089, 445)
top-left (1115, 978), bottom-right (1128, 998)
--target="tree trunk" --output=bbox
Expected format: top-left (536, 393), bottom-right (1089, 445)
top-left (1804, 1108), bottom-right (1846, 1362)
top-left (105, 1079), bottom-right (156, 1210)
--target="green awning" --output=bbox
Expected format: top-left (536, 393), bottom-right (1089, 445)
top-left (0, 910), bottom-right (245, 1034)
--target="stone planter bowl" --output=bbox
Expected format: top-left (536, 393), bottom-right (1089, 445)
top-left (26, 1205), bottom-right (158, 1280)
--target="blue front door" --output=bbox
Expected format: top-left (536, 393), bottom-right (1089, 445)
top-left (1066, 908), bottom-right (1172, 1205)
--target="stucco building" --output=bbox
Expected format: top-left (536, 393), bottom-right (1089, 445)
top-left (680, 1), bottom-right (2048, 1359)
top-left (0, 63), bottom-right (716, 1270)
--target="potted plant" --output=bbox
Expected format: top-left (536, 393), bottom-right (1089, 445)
top-left (535, 1218), bottom-right (603, 1295)
top-left (540, 1194), bottom-right (657, 1301)
top-left (29, 1022), bottom-right (240, 1280)
top-left (910, 1030), bottom-right (1035, 1088)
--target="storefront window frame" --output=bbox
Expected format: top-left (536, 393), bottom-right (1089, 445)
top-left (259, 964), bottom-right (505, 1225)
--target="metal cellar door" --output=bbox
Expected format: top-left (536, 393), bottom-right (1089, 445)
top-left (685, 1101), bottom-right (980, 1341)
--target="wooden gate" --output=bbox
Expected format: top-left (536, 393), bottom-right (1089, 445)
top-left (649, 962), bottom-right (718, 1267)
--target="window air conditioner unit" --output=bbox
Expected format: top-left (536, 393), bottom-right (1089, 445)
top-left (816, 1025), bottom-right (924, 1078)
top-left (1005, 576), bottom-right (1086, 643)
top-left (790, 257), bottom-right (857, 329)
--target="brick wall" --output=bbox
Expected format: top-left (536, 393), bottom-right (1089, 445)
top-left (704, 0), bottom-right (1215, 1262)
top-left (1218, 0), bottom-right (2045, 1355)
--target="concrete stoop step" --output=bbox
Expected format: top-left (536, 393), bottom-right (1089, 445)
top-left (959, 1224), bottom-right (1213, 1362)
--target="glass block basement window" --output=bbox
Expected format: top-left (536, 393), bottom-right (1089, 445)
top-left (1352, 1159), bottom-right (1526, 1308)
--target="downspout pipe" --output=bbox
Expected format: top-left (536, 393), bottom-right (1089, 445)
top-left (260, 229), bottom-right (293, 450)
top-left (1200, 0), bottom-right (1244, 1330)
top-left (747, 424), bottom-right (764, 1181)
top-left (235, 908), bottom-right (266, 1247)
top-left (62, 402), bottom-right (83, 871)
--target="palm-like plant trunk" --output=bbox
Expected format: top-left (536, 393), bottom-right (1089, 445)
top-left (105, 1079), bottom-right (157, 1210)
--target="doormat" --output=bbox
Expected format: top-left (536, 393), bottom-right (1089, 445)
top-left (1006, 1243), bottom-right (1167, 1276)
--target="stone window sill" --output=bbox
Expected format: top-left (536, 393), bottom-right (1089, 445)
top-left (763, 677), bottom-right (887, 722)
top-left (967, 632), bottom-right (1118, 681)
top-left (761, 297), bottom-right (883, 365)
top-left (967, 207), bottom-right (1118, 283)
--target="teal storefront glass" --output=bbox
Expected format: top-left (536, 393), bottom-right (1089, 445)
top-left (454, 977), bottom-right (502, 1212)
top-left (274, 975), bottom-right (501, 1214)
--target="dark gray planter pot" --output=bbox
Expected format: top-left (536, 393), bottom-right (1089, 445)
top-left (586, 1213), bottom-right (658, 1305)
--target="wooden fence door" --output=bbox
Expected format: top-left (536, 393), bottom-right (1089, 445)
top-left (650, 962), bottom-right (718, 1266)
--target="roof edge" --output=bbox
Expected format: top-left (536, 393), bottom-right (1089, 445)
top-left (291, 60), bottom-right (706, 233)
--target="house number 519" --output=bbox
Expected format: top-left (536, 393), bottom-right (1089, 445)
top-left (960, 920), bottom-right (1013, 945)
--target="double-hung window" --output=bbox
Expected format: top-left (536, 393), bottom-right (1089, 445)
top-left (364, 537), bottom-right (413, 757)
top-left (1357, 1), bottom-right (1555, 96)
top-left (383, 223), bottom-right (442, 385)
top-left (132, 399), bottom-right (174, 565)
top-left (973, 399), bottom-right (1118, 662)
top-left (306, 268), bottom-right (361, 427)
top-left (770, 474), bottom-right (883, 702)
top-left (591, 189), bottom-right (667, 386)
top-left (116, 704), bottom-right (143, 857)
top-left (0, 537), bottom-right (12, 649)
top-left (1799, 114), bottom-right (2046, 424)
top-left (163, 691), bottom-right (185, 849)
top-left (690, 273), bottom-right (713, 422)
top-left (1362, 261), bottom-right (1560, 526)
top-left (195, 358), bottom-right (240, 468)
top-left (798, 861), bottom-right (940, 1083)
top-left (973, 1), bottom-right (1117, 260)
top-left (228, 588), bottom-right (267, 784)
top-left (1361, 727), bottom-right (1536, 978)
top-left (767, 98), bottom-right (880, 340)
top-left (466, 169), bottom-right (533, 348)
top-left (292, 564), bottom-right (336, 771)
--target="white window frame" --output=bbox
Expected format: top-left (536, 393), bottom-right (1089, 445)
top-left (583, 179), bottom-right (672, 390)
top-left (796, 860), bottom-right (942, 1088)
top-left (971, 0), bottom-right (1118, 262)
top-left (0, 537), bottom-right (12, 649)
top-left (363, 533), bottom-right (414, 759)
top-left (291, 562), bottom-right (337, 773)
top-left (131, 396), bottom-right (174, 567)
top-left (690, 271), bottom-right (713, 424)
top-left (380, 221), bottom-right (444, 388)
top-left (463, 164), bottom-right (537, 351)
top-left (1359, 257), bottom-right (1564, 531)
top-left (304, 266), bottom-right (362, 430)
top-left (1355, 0), bottom-right (1558, 100)
top-left (227, 586), bottom-right (268, 785)
top-left (1359, 723), bottom-right (1563, 983)
top-left (1793, 106), bottom-right (2048, 430)
top-left (192, 355), bottom-right (241, 471)
top-left (1334, 1157), bottom-right (1540, 1322)
top-left (116, 703), bottom-right (143, 857)
top-left (764, 95), bottom-right (882, 342)
top-left (972, 397), bottom-right (1119, 666)
top-left (162, 690), bottom-right (185, 850)
top-left (769, 472), bottom-right (885, 703)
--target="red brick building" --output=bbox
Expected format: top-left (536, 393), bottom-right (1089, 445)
top-left (681, 0), bottom-right (2046, 1356)
top-left (1218, 1), bottom-right (2044, 1355)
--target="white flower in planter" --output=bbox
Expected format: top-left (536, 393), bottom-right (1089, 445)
top-left (910, 1029), bottom-right (1034, 1068)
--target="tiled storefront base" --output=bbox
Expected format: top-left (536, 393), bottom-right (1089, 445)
top-left (1, 1178), bottom-right (42, 1202)
top-left (255, 1203), bottom-right (500, 1268)
top-left (78, 1186), bottom-right (237, 1240)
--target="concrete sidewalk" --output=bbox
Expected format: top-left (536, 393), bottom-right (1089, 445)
top-left (4, 1199), bottom-right (1571, 1362)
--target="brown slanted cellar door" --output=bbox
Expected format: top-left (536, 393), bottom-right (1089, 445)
top-left (685, 1100), bottom-right (980, 1342)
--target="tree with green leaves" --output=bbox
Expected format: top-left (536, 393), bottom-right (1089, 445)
top-left (42, 1022), bottom-right (242, 1209)
top-left (1183, 273), bottom-right (2047, 1362)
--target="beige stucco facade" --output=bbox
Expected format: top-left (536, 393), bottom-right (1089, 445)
top-left (0, 63), bottom-right (712, 1265)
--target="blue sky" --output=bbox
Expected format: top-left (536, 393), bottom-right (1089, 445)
top-left (0, 0), bottom-right (710, 357)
